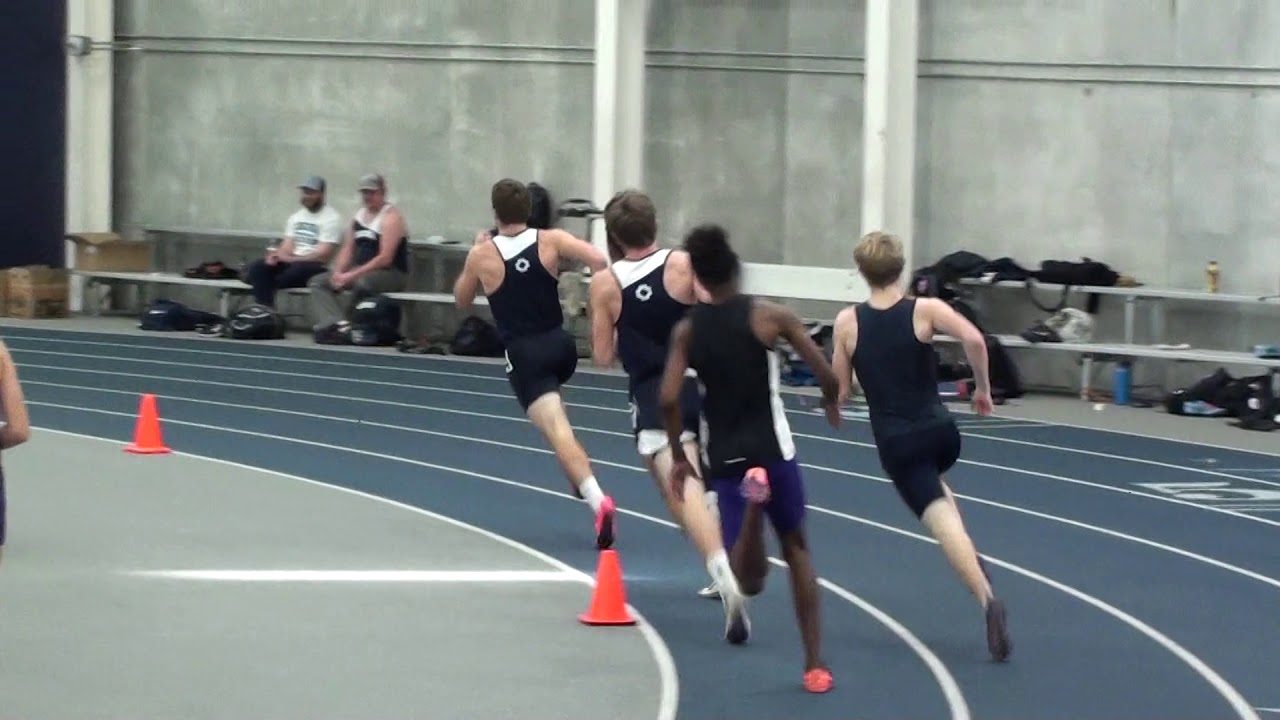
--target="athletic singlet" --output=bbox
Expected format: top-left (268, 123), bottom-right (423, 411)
top-left (351, 204), bottom-right (409, 273)
top-left (686, 294), bottom-right (795, 476)
top-left (850, 297), bottom-right (951, 441)
top-left (611, 248), bottom-right (690, 390)
top-left (486, 228), bottom-right (564, 343)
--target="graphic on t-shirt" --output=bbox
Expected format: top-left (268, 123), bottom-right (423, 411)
top-left (293, 221), bottom-right (320, 250)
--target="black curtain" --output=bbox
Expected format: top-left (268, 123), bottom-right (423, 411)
top-left (0, 0), bottom-right (68, 269)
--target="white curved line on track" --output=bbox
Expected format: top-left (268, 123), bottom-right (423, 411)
top-left (30, 394), bottom-right (1261, 720)
top-left (32, 425), bottom-right (681, 720)
top-left (15, 352), bottom-right (1280, 531)
top-left (30, 408), bottom-right (973, 720)
top-left (8, 334), bottom-right (1280, 467)
top-left (24, 377), bottom-right (1280, 595)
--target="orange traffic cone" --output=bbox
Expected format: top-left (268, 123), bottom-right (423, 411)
top-left (578, 550), bottom-right (636, 626)
top-left (124, 394), bottom-right (171, 455)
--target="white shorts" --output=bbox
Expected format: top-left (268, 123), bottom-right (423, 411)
top-left (637, 429), bottom-right (698, 458)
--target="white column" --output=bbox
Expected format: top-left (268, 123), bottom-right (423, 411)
top-left (860, 0), bottom-right (919, 276)
top-left (65, 0), bottom-right (115, 311)
top-left (591, 0), bottom-right (647, 256)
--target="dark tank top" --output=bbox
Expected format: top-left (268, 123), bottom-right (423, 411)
top-left (612, 249), bottom-right (690, 390)
top-left (485, 228), bottom-right (564, 343)
top-left (687, 294), bottom-right (795, 476)
top-left (850, 297), bottom-right (951, 441)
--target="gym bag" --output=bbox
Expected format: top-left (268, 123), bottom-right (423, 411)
top-left (224, 303), bottom-right (286, 340)
top-left (527, 182), bottom-right (553, 229)
top-left (449, 316), bottom-right (504, 357)
top-left (139, 299), bottom-right (222, 332)
top-left (350, 295), bottom-right (403, 346)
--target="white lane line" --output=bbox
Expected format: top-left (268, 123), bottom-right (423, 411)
top-left (37, 420), bottom-right (972, 720)
top-left (28, 378), bottom-right (1280, 588)
top-left (38, 427), bottom-right (681, 720)
top-left (16, 352), bottom-right (1280, 530)
top-left (129, 569), bottom-right (584, 583)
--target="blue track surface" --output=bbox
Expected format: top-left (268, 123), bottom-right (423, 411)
top-left (6, 325), bottom-right (1280, 720)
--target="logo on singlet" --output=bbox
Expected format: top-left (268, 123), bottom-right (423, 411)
top-left (514, 257), bottom-right (531, 273)
top-left (634, 283), bottom-right (653, 302)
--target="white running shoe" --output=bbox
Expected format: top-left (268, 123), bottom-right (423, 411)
top-left (721, 587), bottom-right (750, 645)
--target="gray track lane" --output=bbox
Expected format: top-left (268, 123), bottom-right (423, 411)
top-left (0, 432), bottom-right (665, 720)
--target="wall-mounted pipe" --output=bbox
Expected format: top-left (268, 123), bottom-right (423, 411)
top-left (65, 0), bottom-right (114, 313)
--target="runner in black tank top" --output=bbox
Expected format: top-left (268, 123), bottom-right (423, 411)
top-left (587, 189), bottom-right (746, 637)
top-left (833, 231), bottom-right (1011, 662)
top-left (609, 246), bottom-right (699, 452)
top-left (660, 223), bottom-right (839, 693)
top-left (453, 179), bottom-right (618, 551)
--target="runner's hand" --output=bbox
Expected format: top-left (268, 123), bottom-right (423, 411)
top-left (972, 389), bottom-right (994, 416)
top-left (822, 396), bottom-right (842, 428)
top-left (670, 456), bottom-right (696, 500)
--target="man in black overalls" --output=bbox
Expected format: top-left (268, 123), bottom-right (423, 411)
top-left (308, 173), bottom-right (410, 343)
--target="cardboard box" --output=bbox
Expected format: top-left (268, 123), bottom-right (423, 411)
top-left (6, 266), bottom-right (69, 318)
top-left (66, 232), bottom-right (152, 272)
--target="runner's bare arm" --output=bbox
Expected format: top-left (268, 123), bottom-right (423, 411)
top-left (588, 272), bottom-right (621, 367)
top-left (453, 235), bottom-right (488, 310)
top-left (659, 318), bottom-right (693, 454)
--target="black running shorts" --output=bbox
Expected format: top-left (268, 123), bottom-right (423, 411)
top-left (504, 327), bottom-right (579, 410)
top-left (875, 421), bottom-right (962, 518)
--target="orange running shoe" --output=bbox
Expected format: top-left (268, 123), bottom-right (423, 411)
top-left (803, 667), bottom-right (833, 693)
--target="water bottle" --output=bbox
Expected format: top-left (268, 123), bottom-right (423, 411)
top-left (1113, 362), bottom-right (1131, 405)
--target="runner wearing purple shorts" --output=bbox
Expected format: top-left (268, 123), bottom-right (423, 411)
top-left (659, 223), bottom-right (842, 694)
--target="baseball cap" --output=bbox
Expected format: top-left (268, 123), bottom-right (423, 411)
top-left (298, 175), bottom-right (326, 192)
top-left (357, 173), bottom-right (385, 191)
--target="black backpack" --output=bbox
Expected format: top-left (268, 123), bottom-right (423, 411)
top-left (985, 335), bottom-right (1024, 400)
top-left (912, 251), bottom-right (989, 302)
top-left (527, 182), bottom-right (553, 229)
top-left (933, 334), bottom-right (1024, 401)
top-left (224, 303), bottom-right (286, 340)
top-left (1232, 371), bottom-right (1280, 432)
top-left (139, 299), bottom-right (222, 332)
top-left (350, 295), bottom-right (403, 346)
top-left (449, 316), bottom-right (504, 357)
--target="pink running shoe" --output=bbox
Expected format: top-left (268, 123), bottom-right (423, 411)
top-left (595, 496), bottom-right (617, 550)
top-left (803, 667), bottom-right (834, 693)
top-left (741, 467), bottom-right (771, 504)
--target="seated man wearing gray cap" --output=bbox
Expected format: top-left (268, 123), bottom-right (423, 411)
top-left (307, 172), bottom-right (410, 343)
top-left (243, 176), bottom-right (343, 307)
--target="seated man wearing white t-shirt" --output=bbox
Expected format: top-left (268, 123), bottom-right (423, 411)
top-left (244, 175), bottom-right (343, 307)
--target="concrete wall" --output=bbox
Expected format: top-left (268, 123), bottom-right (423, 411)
top-left (112, 0), bottom-right (864, 271)
top-left (914, 0), bottom-right (1280, 394)
top-left (917, 0), bottom-right (1280, 295)
top-left (109, 0), bottom-right (1280, 393)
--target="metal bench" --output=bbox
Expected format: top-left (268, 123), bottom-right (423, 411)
top-left (959, 277), bottom-right (1280, 345)
top-left (73, 270), bottom-right (274, 316)
top-left (936, 333), bottom-right (1280, 398)
top-left (73, 270), bottom-right (489, 316)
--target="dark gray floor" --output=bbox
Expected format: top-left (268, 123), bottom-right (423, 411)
top-left (0, 433), bottom-right (667, 720)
